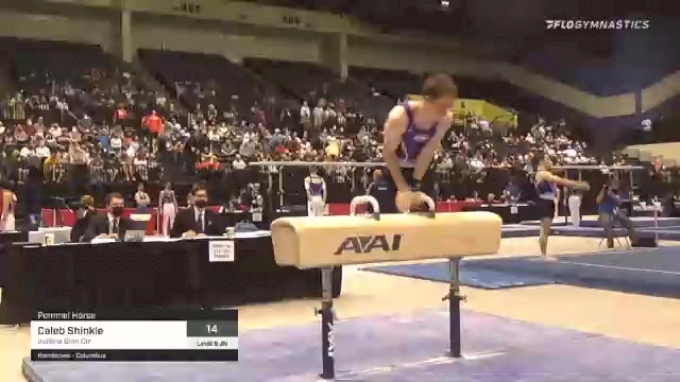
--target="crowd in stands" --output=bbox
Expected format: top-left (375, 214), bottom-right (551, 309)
top-left (0, 38), bottom-right (664, 217)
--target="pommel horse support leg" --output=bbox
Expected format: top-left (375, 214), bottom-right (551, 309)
top-left (271, 195), bottom-right (502, 380)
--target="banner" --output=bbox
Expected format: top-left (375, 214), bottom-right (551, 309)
top-left (407, 95), bottom-right (516, 128)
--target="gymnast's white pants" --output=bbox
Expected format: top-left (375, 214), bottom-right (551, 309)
top-left (161, 203), bottom-right (176, 236)
top-left (308, 196), bottom-right (325, 217)
top-left (568, 195), bottom-right (581, 226)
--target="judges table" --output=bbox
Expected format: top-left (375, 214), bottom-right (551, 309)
top-left (0, 231), bottom-right (28, 288)
top-left (0, 232), bottom-right (343, 325)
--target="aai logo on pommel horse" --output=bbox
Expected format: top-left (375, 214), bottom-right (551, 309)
top-left (333, 234), bottom-right (403, 255)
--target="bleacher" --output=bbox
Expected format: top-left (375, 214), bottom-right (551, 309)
top-left (245, 58), bottom-right (393, 120)
top-left (6, 39), bottom-right (164, 127)
top-left (0, 37), bottom-right (667, 217)
top-left (349, 66), bottom-right (423, 100)
top-left (138, 50), bottom-right (288, 121)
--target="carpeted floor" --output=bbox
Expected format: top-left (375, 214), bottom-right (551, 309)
top-left (24, 309), bottom-right (680, 382)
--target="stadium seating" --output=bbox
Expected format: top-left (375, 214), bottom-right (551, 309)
top-left (244, 58), bottom-right (394, 120)
top-left (0, 37), bottom-right (666, 226)
top-left (349, 66), bottom-right (423, 100)
top-left (139, 50), bottom-right (288, 119)
top-left (7, 39), bottom-right (165, 127)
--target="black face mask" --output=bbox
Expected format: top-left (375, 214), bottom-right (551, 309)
top-left (111, 206), bottom-right (124, 217)
top-left (194, 200), bottom-right (207, 208)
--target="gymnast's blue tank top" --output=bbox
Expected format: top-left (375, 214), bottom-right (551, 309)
top-left (535, 175), bottom-right (556, 201)
top-left (396, 102), bottom-right (438, 168)
top-left (308, 176), bottom-right (324, 196)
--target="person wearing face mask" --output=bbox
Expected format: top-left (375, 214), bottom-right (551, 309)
top-left (71, 195), bottom-right (98, 242)
top-left (170, 185), bottom-right (223, 238)
top-left (83, 192), bottom-right (129, 242)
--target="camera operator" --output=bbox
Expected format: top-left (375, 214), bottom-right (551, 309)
top-left (596, 179), bottom-right (638, 248)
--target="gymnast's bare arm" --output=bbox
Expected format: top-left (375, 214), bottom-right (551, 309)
top-left (0, 192), bottom-right (8, 223)
top-left (536, 171), bottom-right (589, 190)
top-left (413, 112), bottom-right (453, 181)
top-left (383, 105), bottom-right (409, 192)
top-left (304, 176), bottom-right (312, 199)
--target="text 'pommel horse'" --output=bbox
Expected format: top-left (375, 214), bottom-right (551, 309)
top-left (270, 195), bottom-right (502, 380)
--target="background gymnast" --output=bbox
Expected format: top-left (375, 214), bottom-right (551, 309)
top-left (534, 157), bottom-right (590, 258)
top-left (305, 166), bottom-right (327, 217)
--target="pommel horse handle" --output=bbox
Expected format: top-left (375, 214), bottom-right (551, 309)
top-left (408, 193), bottom-right (436, 218)
top-left (349, 195), bottom-right (380, 220)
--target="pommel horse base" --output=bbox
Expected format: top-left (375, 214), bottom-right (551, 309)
top-left (270, 195), bottom-right (503, 380)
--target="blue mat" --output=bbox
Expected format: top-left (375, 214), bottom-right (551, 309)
top-left (362, 261), bottom-right (556, 289)
top-left (465, 249), bottom-right (680, 298)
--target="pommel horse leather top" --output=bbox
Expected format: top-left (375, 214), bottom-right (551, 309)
top-left (270, 208), bottom-right (502, 269)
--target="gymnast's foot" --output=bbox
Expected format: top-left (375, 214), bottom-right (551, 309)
top-left (542, 254), bottom-right (558, 261)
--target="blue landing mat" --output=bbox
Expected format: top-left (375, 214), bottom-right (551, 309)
top-left (522, 217), bottom-right (680, 228)
top-left (638, 228), bottom-right (680, 241)
top-left (362, 262), bottom-right (555, 289)
top-left (501, 225), bottom-right (540, 238)
top-left (552, 225), bottom-right (629, 238)
top-left (469, 247), bottom-right (680, 297)
top-left (548, 225), bottom-right (680, 241)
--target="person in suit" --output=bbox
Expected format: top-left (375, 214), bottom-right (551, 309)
top-left (170, 185), bottom-right (224, 238)
top-left (83, 192), bottom-right (129, 242)
top-left (70, 195), bottom-right (98, 242)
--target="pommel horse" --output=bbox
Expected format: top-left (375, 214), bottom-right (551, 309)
top-left (270, 195), bottom-right (502, 380)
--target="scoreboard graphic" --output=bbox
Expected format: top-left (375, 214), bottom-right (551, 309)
top-left (30, 309), bottom-right (238, 362)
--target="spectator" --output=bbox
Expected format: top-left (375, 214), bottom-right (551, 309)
top-left (135, 183), bottom-right (150, 212)
top-left (232, 154), bottom-right (246, 170)
top-left (142, 110), bottom-right (163, 138)
top-left (35, 139), bottom-right (51, 158)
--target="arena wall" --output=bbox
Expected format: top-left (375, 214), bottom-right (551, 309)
top-left (0, 11), bottom-right (114, 50)
top-left (130, 23), bottom-right (321, 63)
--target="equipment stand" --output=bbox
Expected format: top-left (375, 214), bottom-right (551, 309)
top-left (444, 258), bottom-right (465, 358)
top-left (317, 267), bottom-right (336, 380)
top-left (315, 258), bottom-right (463, 379)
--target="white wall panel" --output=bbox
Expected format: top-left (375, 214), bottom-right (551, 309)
top-left (0, 12), bottom-right (112, 49)
top-left (131, 24), bottom-right (320, 62)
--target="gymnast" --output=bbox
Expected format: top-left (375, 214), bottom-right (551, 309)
top-left (382, 74), bottom-right (456, 212)
top-left (534, 157), bottom-right (589, 258)
top-left (305, 166), bottom-right (327, 217)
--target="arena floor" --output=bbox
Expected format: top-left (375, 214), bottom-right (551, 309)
top-left (2, 237), bottom-right (680, 381)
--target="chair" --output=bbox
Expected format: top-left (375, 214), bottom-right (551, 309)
top-left (598, 209), bottom-right (631, 249)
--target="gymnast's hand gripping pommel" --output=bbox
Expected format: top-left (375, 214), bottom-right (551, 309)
top-left (270, 195), bottom-right (502, 269)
